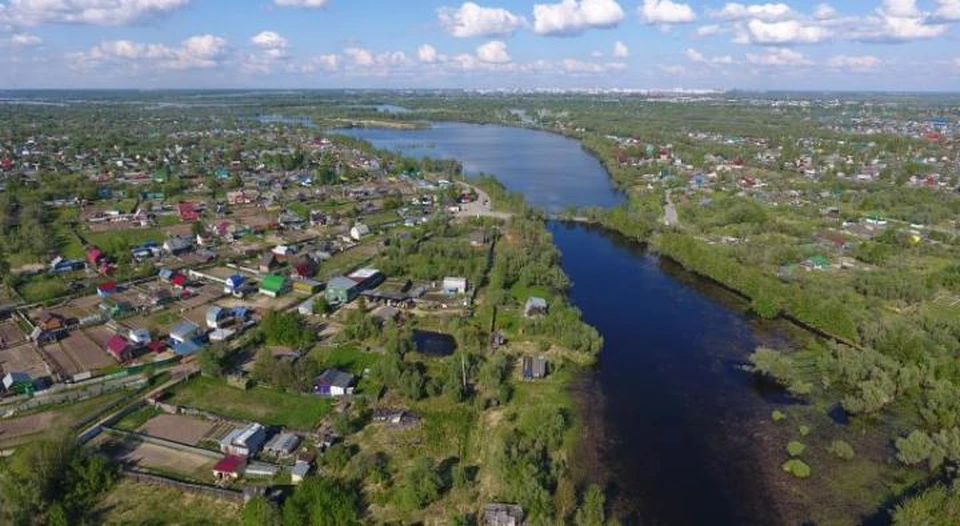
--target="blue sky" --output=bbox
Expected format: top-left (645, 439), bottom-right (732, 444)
top-left (0, 0), bottom-right (958, 90)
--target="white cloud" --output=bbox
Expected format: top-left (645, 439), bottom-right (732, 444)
top-left (476, 40), bottom-right (511, 63)
top-left (70, 34), bottom-right (227, 71)
top-left (694, 24), bottom-right (724, 36)
top-left (437, 2), bottom-right (525, 37)
top-left (684, 47), bottom-right (734, 64)
top-left (853, 0), bottom-right (949, 41)
top-left (298, 54), bottom-right (340, 73)
top-left (418, 44), bottom-right (439, 63)
top-left (533, 0), bottom-right (625, 35)
top-left (613, 40), bottom-right (628, 57)
top-left (827, 55), bottom-right (881, 71)
top-left (639, 0), bottom-right (696, 25)
top-left (711, 3), bottom-right (794, 21)
top-left (735, 18), bottom-right (830, 44)
top-left (10, 32), bottom-right (42, 47)
top-left (560, 58), bottom-right (625, 72)
top-left (0, 0), bottom-right (189, 26)
top-left (935, 0), bottom-right (960, 21)
top-left (251, 31), bottom-right (288, 50)
top-left (745, 48), bottom-right (812, 66)
top-left (344, 47), bottom-right (375, 67)
top-left (813, 3), bottom-right (837, 20)
top-left (658, 64), bottom-right (687, 75)
top-left (273, 0), bottom-right (330, 7)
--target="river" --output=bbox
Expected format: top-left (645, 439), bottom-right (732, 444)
top-left (339, 123), bottom-right (803, 524)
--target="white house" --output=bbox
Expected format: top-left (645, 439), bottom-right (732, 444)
top-left (350, 223), bottom-right (370, 241)
top-left (442, 277), bottom-right (468, 295)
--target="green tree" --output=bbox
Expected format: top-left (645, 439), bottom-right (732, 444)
top-left (396, 455), bottom-right (441, 511)
top-left (281, 477), bottom-right (361, 526)
top-left (241, 496), bottom-right (280, 526)
top-left (575, 484), bottom-right (606, 526)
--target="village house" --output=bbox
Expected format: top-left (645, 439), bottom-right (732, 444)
top-left (2, 372), bottom-right (33, 395)
top-left (314, 369), bottom-right (355, 397)
top-left (163, 234), bottom-right (195, 256)
top-left (259, 274), bottom-right (288, 297)
top-left (524, 297), bottom-right (548, 318)
top-left (212, 455), bottom-right (246, 482)
top-left (219, 423), bottom-right (267, 457)
top-left (37, 311), bottom-right (65, 332)
top-left (483, 503), bottom-right (525, 526)
top-left (442, 277), bottom-right (468, 295)
top-left (350, 222), bottom-right (370, 241)
top-left (325, 276), bottom-right (361, 305)
top-left (263, 432), bottom-right (301, 457)
top-left (522, 356), bottom-right (548, 380)
top-left (177, 202), bottom-right (199, 222)
top-left (105, 334), bottom-right (133, 362)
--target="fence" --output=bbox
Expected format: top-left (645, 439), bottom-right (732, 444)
top-left (121, 468), bottom-right (245, 503)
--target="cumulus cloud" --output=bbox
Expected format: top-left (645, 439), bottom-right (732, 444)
top-left (273, 0), bottom-right (330, 7)
top-left (344, 47), bottom-right (375, 67)
top-left (560, 58), bottom-right (625, 72)
top-left (639, 0), bottom-right (696, 25)
top-left (10, 32), bottom-right (42, 47)
top-left (0, 0), bottom-right (190, 26)
top-left (735, 18), bottom-right (830, 45)
top-left (437, 2), bottom-right (525, 37)
top-left (532, 0), bottom-right (625, 35)
top-left (813, 3), bottom-right (838, 20)
top-left (297, 53), bottom-right (340, 73)
top-left (658, 64), bottom-right (687, 75)
top-left (935, 0), bottom-right (960, 21)
top-left (694, 24), bottom-right (724, 36)
top-left (827, 55), bottom-right (881, 71)
top-left (684, 47), bottom-right (734, 64)
top-left (251, 31), bottom-right (288, 50)
top-left (418, 44), bottom-right (439, 63)
top-left (476, 40), bottom-right (511, 63)
top-left (745, 48), bottom-right (812, 66)
top-left (613, 41), bottom-right (628, 57)
top-left (69, 34), bottom-right (227, 71)
top-left (711, 3), bottom-right (794, 21)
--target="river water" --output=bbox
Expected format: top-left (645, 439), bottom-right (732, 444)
top-left (340, 123), bottom-right (801, 525)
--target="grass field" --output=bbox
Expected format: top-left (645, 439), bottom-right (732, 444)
top-left (112, 405), bottom-right (163, 432)
top-left (311, 344), bottom-right (381, 375)
top-left (165, 376), bottom-right (333, 430)
top-left (17, 276), bottom-right (68, 304)
top-left (94, 479), bottom-right (240, 525)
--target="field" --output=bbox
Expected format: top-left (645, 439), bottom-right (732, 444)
top-left (0, 319), bottom-right (27, 346)
top-left (0, 342), bottom-right (49, 379)
top-left (95, 479), bottom-right (240, 525)
top-left (165, 376), bottom-right (333, 430)
top-left (40, 341), bottom-right (84, 376)
top-left (311, 344), bottom-right (381, 375)
top-left (66, 330), bottom-right (117, 369)
top-left (0, 390), bottom-right (129, 448)
top-left (138, 414), bottom-right (218, 446)
top-left (107, 437), bottom-right (218, 480)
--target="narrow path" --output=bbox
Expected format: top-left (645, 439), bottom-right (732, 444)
top-left (455, 181), bottom-right (513, 220)
top-left (662, 190), bottom-right (679, 227)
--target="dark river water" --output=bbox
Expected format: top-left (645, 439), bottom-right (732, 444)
top-left (341, 123), bottom-right (800, 525)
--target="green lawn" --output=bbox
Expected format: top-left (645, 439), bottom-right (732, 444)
top-left (311, 344), bottom-right (381, 375)
top-left (17, 276), bottom-right (68, 304)
top-left (112, 405), bottom-right (163, 432)
top-left (86, 227), bottom-right (165, 254)
top-left (165, 376), bottom-right (333, 430)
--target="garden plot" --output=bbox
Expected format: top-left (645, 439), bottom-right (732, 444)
top-left (0, 343), bottom-right (49, 379)
top-left (65, 330), bottom-right (117, 369)
top-left (0, 319), bottom-right (27, 347)
top-left (138, 414), bottom-right (218, 446)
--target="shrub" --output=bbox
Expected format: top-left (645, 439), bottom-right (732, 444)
top-left (828, 440), bottom-right (855, 460)
top-left (799, 425), bottom-right (811, 437)
top-left (772, 410), bottom-right (787, 423)
top-left (787, 441), bottom-right (806, 457)
top-left (782, 459), bottom-right (812, 478)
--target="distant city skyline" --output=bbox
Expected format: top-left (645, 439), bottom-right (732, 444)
top-left (0, 0), bottom-right (958, 90)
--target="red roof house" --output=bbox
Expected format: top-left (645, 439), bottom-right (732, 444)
top-left (106, 334), bottom-right (132, 362)
top-left (171, 274), bottom-right (188, 289)
top-left (213, 455), bottom-right (246, 480)
top-left (178, 202), bottom-right (199, 222)
top-left (97, 281), bottom-right (118, 296)
top-left (87, 247), bottom-right (105, 266)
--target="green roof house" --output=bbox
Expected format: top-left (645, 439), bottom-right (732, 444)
top-left (259, 274), bottom-right (289, 298)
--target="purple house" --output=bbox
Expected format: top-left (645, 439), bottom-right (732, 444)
top-left (314, 369), bottom-right (355, 397)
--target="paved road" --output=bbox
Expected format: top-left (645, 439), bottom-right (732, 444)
top-left (663, 190), bottom-right (679, 227)
top-left (455, 182), bottom-right (514, 220)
